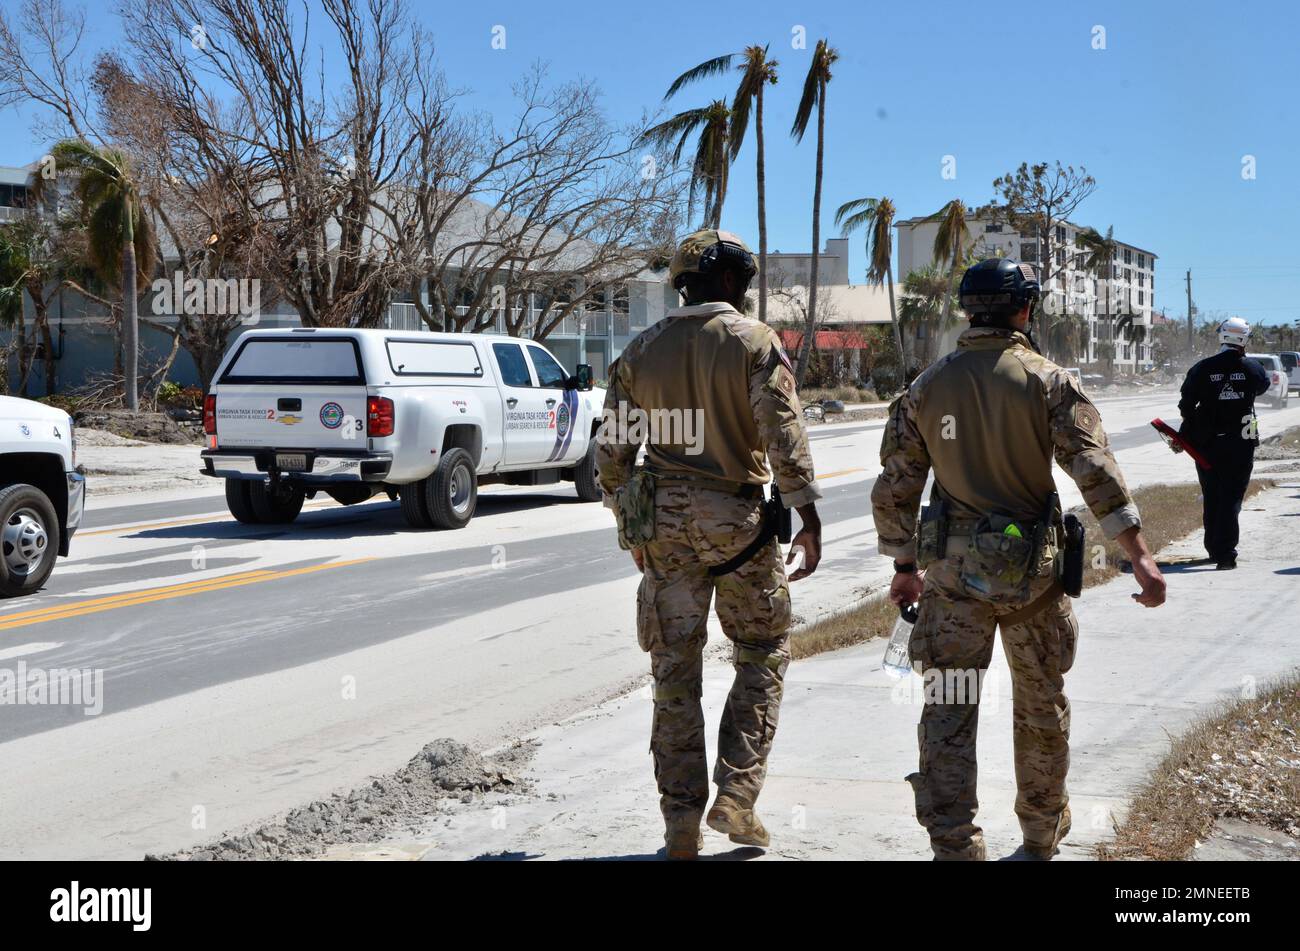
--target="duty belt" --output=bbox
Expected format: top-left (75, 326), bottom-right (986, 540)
top-left (647, 470), bottom-right (762, 499)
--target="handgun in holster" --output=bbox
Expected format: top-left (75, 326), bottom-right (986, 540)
top-left (1059, 513), bottom-right (1085, 597)
top-left (770, 484), bottom-right (792, 544)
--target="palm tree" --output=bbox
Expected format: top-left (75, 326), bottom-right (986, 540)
top-left (836, 196), bottom-right (904, 366)
top-left (1046, 310), bottom-right (1088, 367)
top-left (897, 264), bottom-right (959, 366)
top-left (50, 139), bottom-right (154, 410)
top-left (1077, 225), bottom-right (1117, 373)
top-left (928, 199), bottom-right (970, 347)
top-left (664, 46), bottom-right (779, 320)
top-left (790, 38), bottom-right (838, 383)
top-left (641, 101), bottom-right (731, 230)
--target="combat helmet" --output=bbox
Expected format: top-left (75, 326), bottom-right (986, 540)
top-left (668, 229), bottom-right (758, 291)
top-left (959, 257), bottom-right (1041, 320)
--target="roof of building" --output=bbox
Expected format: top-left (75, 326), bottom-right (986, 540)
top-left (778, 329), bottom-right (872, 350)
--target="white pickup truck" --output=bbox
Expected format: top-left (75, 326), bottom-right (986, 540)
top-left (200, 328), bottom-right (606, 529)
top-left (0, 395), bottom-right (85, 597)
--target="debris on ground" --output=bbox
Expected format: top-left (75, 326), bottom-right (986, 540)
top-left (154, 738), bottom-right (538, 861)
top-left (74, 409), bottom-right (202, 445)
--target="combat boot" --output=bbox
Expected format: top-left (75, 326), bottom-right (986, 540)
top-left (664, 819), bottom-right (704, 861)
top-left (706, 794), bottom-right (770, 848)
top-left (1024, 805), bottom-right (1072, 860)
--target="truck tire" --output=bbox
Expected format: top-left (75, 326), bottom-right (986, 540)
top-left (0, 483), bottom-right (60, 598)
top-left (225, 478), bottom-right (261, 524)
top-left (249, 480), bottom-right (306, 524)
top-left (400, 478), bottom-right (434, 529)
top-left (426, 447), bottom-right (477, 529)
top-left (574, 440), bottom-right (602, 502)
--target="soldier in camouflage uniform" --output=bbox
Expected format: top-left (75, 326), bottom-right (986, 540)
top-left (872, 258), bottom-right (1166, 860)
top-left (595, 229), bottom-right (823, 860)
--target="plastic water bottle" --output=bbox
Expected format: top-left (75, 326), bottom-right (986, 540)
top-left (881, 603), bottom-right (919, 679)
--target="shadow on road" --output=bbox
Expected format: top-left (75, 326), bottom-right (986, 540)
top-left (120, 492), bottom-right (592, 542)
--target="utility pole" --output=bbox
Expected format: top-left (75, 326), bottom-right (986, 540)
top-left (1185, 269), bottom-right (1194, 357)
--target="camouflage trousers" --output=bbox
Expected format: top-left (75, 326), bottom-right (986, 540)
top-left (636, 484), bottom-right (792, 824)
top-left (907, 556), bottom-right (1078, 860)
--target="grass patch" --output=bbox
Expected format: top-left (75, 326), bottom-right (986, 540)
top-left (790, 594), bottom-right (899, 661)
top-left (799, 385), bottom-right (879, 404)
top-left (1097, 671), bottom-right (1300, 861)
top-left (787, 478), bottom-right (1275, 661)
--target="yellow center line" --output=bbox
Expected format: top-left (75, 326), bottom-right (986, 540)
top-left (0, 570), bottom-right (278, 623)
top-left (0, 559), bottom-right (375, 632)
top-left (818, 467), bottom-right (869, 481)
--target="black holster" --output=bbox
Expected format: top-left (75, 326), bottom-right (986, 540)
top-left (1058, 513), bottom-right (1085, 597)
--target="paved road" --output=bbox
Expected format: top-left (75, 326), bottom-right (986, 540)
top-left (2, 391), bottom-right (1296, 858)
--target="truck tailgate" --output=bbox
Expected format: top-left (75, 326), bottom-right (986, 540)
top-left (215, 386), bottom-right (368, 450)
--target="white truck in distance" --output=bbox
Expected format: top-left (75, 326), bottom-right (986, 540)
top-left (0, 395), bottom-right (85, 597)
top-left (201, 328), bottom-right (606, 529)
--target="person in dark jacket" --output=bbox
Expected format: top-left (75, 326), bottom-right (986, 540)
top-left (1177, 317), bottom-right (1270, 569)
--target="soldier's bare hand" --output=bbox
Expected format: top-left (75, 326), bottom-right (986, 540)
top-left (631, 547), bottom-right (645, 573)
top-left (890, 571), bottom-right (925, 606)
top-left (1130, 554), bottom-right (1166, 607)
top-left (787, 528), bottom-right (820, 581)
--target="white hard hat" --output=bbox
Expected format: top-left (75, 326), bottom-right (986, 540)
top-left (1218, 316), bottom-right (1250, 348)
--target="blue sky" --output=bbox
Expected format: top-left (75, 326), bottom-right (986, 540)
top-left (6, 0), bottom-right (1299, 325)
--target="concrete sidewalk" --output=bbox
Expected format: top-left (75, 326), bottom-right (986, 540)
top-left (409, 482), bottom-right (1300, 860)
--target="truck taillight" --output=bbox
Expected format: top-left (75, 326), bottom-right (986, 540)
top-left (203, 394), bottom-right (216, 435)
top-left (367, 396), bottom-right (394, 437)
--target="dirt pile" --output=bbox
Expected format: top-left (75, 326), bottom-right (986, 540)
top-left (74, 409), bottom-right (202, 445)
top-left (153, 739), bottom-right (535, 861)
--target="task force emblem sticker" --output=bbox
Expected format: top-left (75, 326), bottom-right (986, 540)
top-left (320, 402), bottom-right (345, 429)
top-left (556, 401), bottom-right (571, 439)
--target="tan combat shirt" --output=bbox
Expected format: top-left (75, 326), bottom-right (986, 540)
top-left (871, 327), bottom-right (1141, 561)
top-left (595, 302), bottom-right (821, 508)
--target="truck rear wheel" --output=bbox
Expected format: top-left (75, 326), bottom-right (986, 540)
top-left (574, 440), bottom-right (602, 502)
top-left (249, 480), bottom-right (305, 524)
top-left (225, 478), bottom-right (261, 524)
top-left (427, 447), bottom-right (477, 529)
top-left (400, 479), bottom-right (434, 529)
top-left (0, 483), bottom-right (60, 598)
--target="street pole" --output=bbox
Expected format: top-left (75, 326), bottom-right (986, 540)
top-left (1185, 269), bottom-right (1194, 358)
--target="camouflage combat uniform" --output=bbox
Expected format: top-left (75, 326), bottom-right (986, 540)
top-left (871, 326), bottom-right (1140, 859)
top-left (595, 301), bottom-right (820, 828)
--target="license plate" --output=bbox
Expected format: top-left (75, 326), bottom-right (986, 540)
top-left (276, 453), bottom-right (308, 472)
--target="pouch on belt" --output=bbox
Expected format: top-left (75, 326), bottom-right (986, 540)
top-left (615, 469), bottom-right (656, 550)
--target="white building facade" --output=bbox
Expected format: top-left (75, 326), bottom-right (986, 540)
top-left (895, 212), bottom-right (1158, 372)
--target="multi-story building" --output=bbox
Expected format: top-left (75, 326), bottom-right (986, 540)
top-left (761, 237), bottom-right (851, 288)
top-left (895, 212), bottom-right (1158, 372)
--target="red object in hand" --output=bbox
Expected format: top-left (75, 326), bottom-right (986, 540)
top-left (1151, 418), bottom-right (1212, 470)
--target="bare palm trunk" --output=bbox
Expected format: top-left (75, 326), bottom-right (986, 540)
top-left (37, 310), bottom-right (55, 397)
top-left (123, 209), bottom-right (139, 412)
top-left (711, 130), bottom-right (725, 228)
top-left (16, 311), bottom-right (31, 397)
top-left (795, 82), bottom-right (826, 385)
top-left (756, 84), bottom-right (768, 323)
top-left (886, 262), bottom-right (904, 370)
